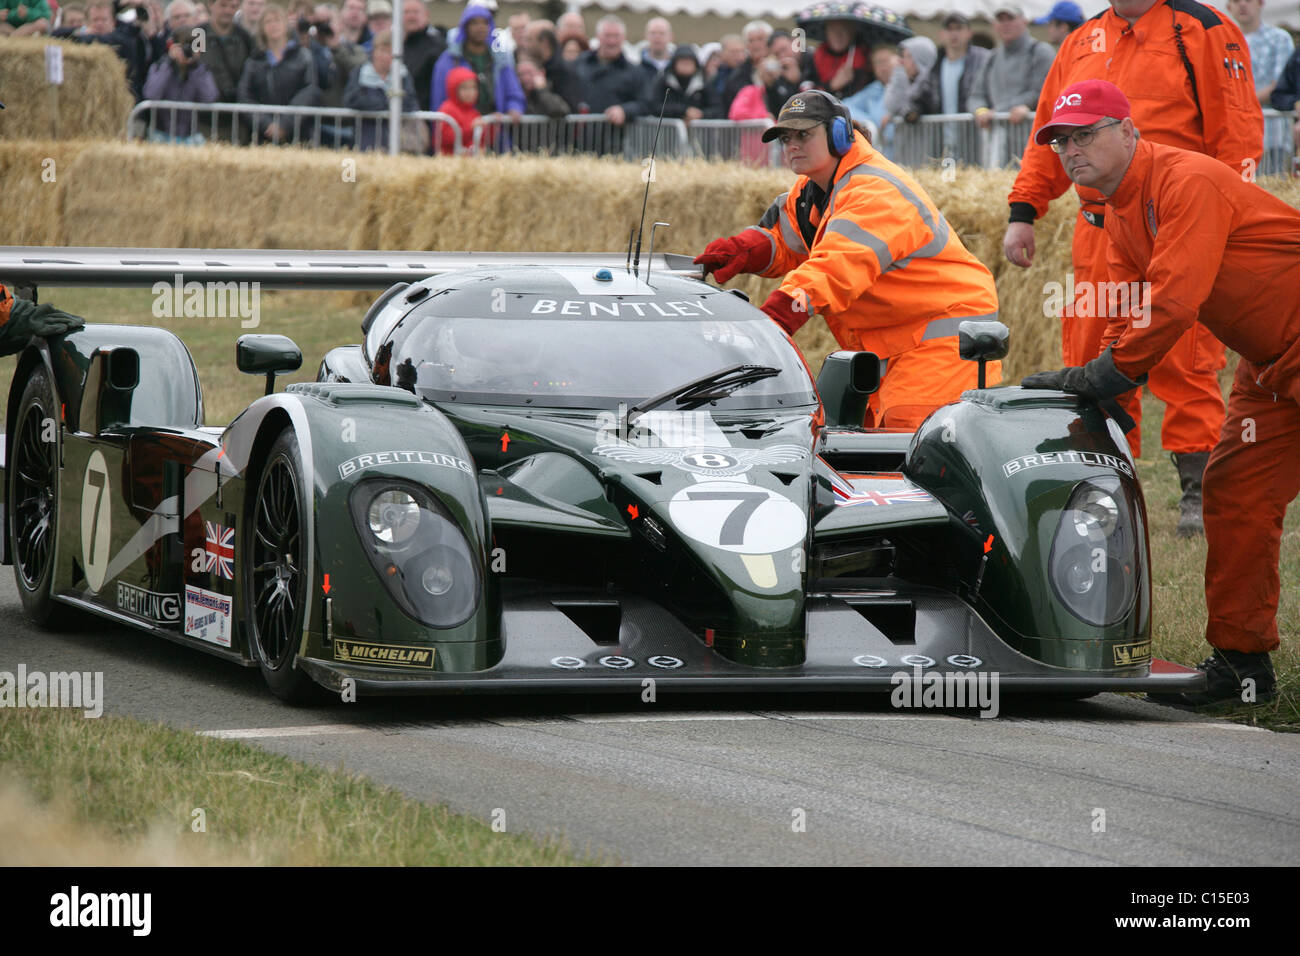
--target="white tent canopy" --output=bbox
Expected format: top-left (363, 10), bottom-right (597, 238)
top-left (577, 0), bottom-right (1300, 30)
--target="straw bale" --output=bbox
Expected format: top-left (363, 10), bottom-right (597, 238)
top-left (4, 142), bottom-right (1298, 379)
top-left (0, 37), bottom-right (133, 141)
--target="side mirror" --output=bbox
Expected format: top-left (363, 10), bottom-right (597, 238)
top-left (237, 334), bottom-right (302, 396)
top-left (958, 320), bottom-right (1010, 389)
top-left (816, 350), bottom-right (881, 427)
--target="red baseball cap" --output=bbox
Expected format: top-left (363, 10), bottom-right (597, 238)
top-left (1033, 79), bottom-right (1131, 145)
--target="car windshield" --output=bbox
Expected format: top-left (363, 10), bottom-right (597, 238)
top-left (391, 314), bottom-right (818, 410)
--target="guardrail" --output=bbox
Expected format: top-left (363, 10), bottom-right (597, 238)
top-left (126, 101), bottom-right (463, 153)
top-left (126, 101), bottom-right (1297, 174)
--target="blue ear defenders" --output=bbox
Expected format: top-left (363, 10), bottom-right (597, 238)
top-left (812, 91), bottom-right (855, 157)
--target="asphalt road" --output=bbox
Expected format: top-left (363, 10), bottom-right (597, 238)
top-left (3, 574), bottom-right (1298, 866)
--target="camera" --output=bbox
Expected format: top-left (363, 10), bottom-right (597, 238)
top-left (114, 1), bottom-right (150, 23)
top-left (298, 16), bottom-right (332, 39)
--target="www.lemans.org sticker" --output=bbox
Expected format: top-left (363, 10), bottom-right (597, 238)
top-left (185, 585), bottom-right (232, 648)
top-left (592, 444), bottom-right (807, 478)
top-left (1002, 451), bottom-right (1133, 478)
top-left (333, 639), bottom-right (436, 669)
top-left (338, 451), bottom-right (473, 479)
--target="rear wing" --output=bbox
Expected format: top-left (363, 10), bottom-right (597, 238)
top-left (0, 247), bottom-right (703, 290)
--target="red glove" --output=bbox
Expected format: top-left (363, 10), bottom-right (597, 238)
top-left (761, 289), bottom-right (810, 336)
top-left (693, 229), bottom-right (772, 284)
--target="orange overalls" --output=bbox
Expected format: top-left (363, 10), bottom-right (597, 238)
top-left (1104, 139), bottom-right (1300, 654)
top-left (756, 132), bottom-right (1001, 429)
top-left (1009, 0), bottom-right (1262, 457)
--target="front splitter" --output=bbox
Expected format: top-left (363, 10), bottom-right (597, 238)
top-left (299, 585), bottom-right (1205, 697)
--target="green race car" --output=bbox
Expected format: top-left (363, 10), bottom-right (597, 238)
top-left (0, 246), bottom-right (1202, 702)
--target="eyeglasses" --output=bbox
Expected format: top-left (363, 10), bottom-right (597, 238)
top-left (1047, 120), bottom-right (1120, 153)
top-left (777, 128), bottom-right (815, 146)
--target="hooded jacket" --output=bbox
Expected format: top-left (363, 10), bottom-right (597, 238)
top-left (882, 37), bottom-right (935, 117)
top-left (430, 5), bottom-right (525, 116)
top-left (437, 64), bottom-right (484, 154)
top-left (642, 47), bottom-right (712, 118)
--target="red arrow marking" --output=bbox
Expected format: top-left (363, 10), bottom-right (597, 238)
top-left (627, 504), bottom-right (639, 520)
top-left (500, 432), bottom-right (510, 452)
top-left (983, 534), bottom-right (994, 554)
top-left (322, 574), bottom-right (331, 594)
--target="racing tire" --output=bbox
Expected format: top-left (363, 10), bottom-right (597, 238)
top-left (245, 428), bottom-right (321, 704)
top-left (8, 366), bottom-right (74, 629)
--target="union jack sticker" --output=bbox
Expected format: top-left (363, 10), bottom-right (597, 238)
top-left (832, 482), bottom-right (935, 508)
top-left (204, 521), bottom-right (235, 580)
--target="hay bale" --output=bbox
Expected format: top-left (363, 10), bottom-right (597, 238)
top-left (3, 139), bottom-right (1298, 380)
top-left (0, 140), bottom-right (95, 245)
top-left (59, 142), bottom-right (374, 249)
top-left (0, 37), bottom-right (134, 141)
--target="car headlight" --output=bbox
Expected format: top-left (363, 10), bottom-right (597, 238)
top-left (369, 490), bottom-right (421, 545)
top-left (350, 481), bottom-right (480, 628)
top-left (1048, 476), bottom-right (1138, 627)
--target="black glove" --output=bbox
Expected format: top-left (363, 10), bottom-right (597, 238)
top-left (0, 299), bottom-right (86, 355)
top-left (22, 302), bottom-right (86, 336)
top-left (1022, 347), bottom-right (1144, 433)
top-left (1021, 346), bottom-right (1143, 401)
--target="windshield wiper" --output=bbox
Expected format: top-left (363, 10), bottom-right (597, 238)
top-left (628, 364), bottom-right (781, 422)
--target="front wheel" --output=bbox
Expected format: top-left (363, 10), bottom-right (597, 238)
top-left (245, 428), bottom-right (320, 703)
top-left (8, 366), bottom-right (73, 628)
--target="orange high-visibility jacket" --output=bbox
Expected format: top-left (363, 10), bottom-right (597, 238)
top-left (1103, 139), bottom-right (1300, 395)
top-left (753, 132), bottom-right (999, 359)
top-left (0, 283), bottom-right (10, 329)
top-left (1009, 0), bottom-right (1262, 224)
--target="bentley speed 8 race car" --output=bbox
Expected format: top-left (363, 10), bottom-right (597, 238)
top-left (0, 246), bottom-right (1202, 701)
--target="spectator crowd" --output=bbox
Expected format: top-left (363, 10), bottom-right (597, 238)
top-left (4, 0), bottom-right (1297, 166)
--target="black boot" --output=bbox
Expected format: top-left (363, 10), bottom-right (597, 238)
top-left (1171, 451), bottom-right (1209, 538)
top-left (1147, 648), bottom-right (1276, 708)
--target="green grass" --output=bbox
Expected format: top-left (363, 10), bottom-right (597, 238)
top-left (0, 708), bottom-right (593, 865)
top-left (1, 289), bottom-right (1295, 730)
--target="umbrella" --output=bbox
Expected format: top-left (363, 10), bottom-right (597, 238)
top-left (795, 2), bottom-right (914, 46)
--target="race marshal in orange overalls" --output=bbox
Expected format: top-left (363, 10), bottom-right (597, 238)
top-left (1021, 80), bottom-right (1299, 708)
top-left (696, 91), bottom-right (1001, 430)
top-left (1004, 0), bottom-right (1262, 536)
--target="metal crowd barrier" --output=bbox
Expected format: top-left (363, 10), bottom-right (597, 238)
top-left (892, 109), bottom-right (1296, 175)
top-left (126, 101), bottom-right (463, 153)
top-left (469, 114), bottom-right (690, 158)
top-left (686, 119), bottom-right (780, 166)
top-left (125, 101), bottom-right (1297, 174)
top-left (892, 112), bottom-right (1031, 169)
top-left (1262, 109), bottom-right (1295, 176)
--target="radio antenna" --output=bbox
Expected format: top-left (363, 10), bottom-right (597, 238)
top-left (631, 90), bottom-right (669, 279)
